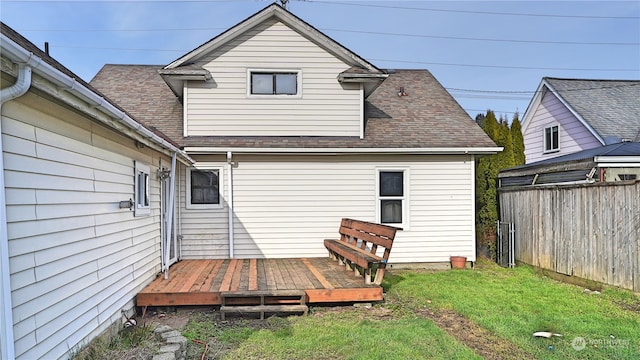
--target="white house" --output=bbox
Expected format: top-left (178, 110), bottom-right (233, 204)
top-left (92, 4), bottom-right (500, 264)
top-left (0, 23), bottom-right (192, 359)
top-left (1, 4), bottom-right (500, 359)
top-left (521, 77), bottom-right (640, 164)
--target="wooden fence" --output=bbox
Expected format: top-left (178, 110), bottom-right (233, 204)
top-left (499, 181), bottom-right (640, 292)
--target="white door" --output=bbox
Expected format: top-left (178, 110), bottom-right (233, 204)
top-left (160, 157), bottom-right (178, 275)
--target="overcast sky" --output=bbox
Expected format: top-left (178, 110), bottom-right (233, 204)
top-left (1, 0), bottom-right (638, 120)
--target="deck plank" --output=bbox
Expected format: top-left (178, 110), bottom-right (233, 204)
top-left (199, 260), bottom-right (224, 292)
top-left (263, 259), bottom-right (277, 291)
top-left (257, 259), bottom-right (268, 291)
top-left (301, 258), bottom-right (334, 289)
top-left (219, 259), bottom-right (240, 292)
top-left (136, 258), bottom-right (383, 307)
top-left (189, 260), bottom-right (216, 292)
top-left (229, 259), bottom-right (245, 292)
top-left (179, 260), bottom-right (211, 292)
top-left (249, 259), bottom-right (259, 291)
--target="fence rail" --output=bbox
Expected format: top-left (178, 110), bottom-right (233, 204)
top-left (499, 181), bottom-right (640, 292)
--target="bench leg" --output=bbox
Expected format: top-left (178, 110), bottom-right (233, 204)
top-left (364, 268), bottom-right (372, 284)
top-left (373, 267), bottom-right (385, 285)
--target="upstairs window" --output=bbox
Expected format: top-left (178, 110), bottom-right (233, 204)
top-left (544, 125), bottom-right (559, 153)
top-left (134, 162), bottom-right (151, 216)
top-left (249, 70), bottom-right (300, 96)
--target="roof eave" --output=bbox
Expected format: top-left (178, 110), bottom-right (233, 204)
top-left (159, 69), bottom-right (212, 98)
top-left (183, 146), bottom-right (503, 155)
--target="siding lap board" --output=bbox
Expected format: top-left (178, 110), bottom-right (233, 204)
top-left (180, 155), bottom-right (476, 263)
top-left (185, 20), bottom-right (361, 137)
top-left (2, 96), bottom-right (166, 359)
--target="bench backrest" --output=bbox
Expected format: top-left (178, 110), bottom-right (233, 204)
top-left (338, 218), bottom-right (400, 261)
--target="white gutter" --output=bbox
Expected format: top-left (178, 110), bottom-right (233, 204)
top-left (226, 152), bottom-right (234, 258)
top-left (184, 147), bottom-right (503, 155)
top-left (0, 32), bottom-right (193, 165)
top-left (0, 63), bottom-right (31, 360)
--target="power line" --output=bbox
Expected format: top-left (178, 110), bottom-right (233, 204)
top-left (8, 0), bottom-right (636, 20)
top-left (373, 58), bottom-right (639, 72)
top-left (40, 44), bottom-right (638, 72)
top-left (323, 28), bottom-right (638, 47)
top-left (310, 1), bottom-right (640, 20)
top-left (15, 26), bottom-right (638, 47)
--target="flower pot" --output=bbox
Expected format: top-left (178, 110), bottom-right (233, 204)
top-left (450, 256), bottom-right (467, 269)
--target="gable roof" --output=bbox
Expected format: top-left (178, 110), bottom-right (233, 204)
top-left (165, 3), bottom-right (381, 73)
top-left (159, 3), bottom-right (387, 98)
top-left (522, 77), bottom-right (640, 144)
top-left (91, 66), bottom-right (498, 153)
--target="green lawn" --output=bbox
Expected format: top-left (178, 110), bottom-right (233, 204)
top-left (183, 261), bottom-right (640, 359)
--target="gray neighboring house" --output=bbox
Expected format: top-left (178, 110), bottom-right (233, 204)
top-left (521, 77), bottom-right (640, 165)
top-left (500, 142), bottom-right (640, 188)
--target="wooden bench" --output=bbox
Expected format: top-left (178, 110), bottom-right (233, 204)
top-left (324, 218), bottom-right (401, 285)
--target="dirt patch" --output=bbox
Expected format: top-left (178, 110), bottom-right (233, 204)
top-left (142, 306), bottom-right (212, 330)
top-left (416, 308), bottom-right (534, 360)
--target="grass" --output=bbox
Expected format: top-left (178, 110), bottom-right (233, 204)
top-left (180, 260), bottom-right (639, 360)
top-left (385, 261), bottom-right (640, 359)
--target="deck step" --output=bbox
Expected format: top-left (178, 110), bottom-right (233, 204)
top-left (220, 304), bottom-right (309, 319)
top-left (220, 290), bottom-right (308, 320)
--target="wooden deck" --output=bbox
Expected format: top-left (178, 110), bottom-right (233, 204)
top-left (137, 258), bottom-right (383, 307)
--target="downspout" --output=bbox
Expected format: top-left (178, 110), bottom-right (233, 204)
top-left (0, 63), bottom-right (32, 360)
top-left (227, 152), bottom-right (234, 258)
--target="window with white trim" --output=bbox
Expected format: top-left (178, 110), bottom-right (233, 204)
top-left (377, 169), bottom-right (408, 227)
top-left (544, 125), bottom-right (559, 153)
top-left (134, 162), bottom-right (151, 216)
top-left (248, 70), bottom-right (301, 97)
top-left (186, 167), bottom-right (223, 209)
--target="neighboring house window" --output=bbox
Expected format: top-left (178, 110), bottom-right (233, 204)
top-left (618, 174), bottom-right (637, 181)
top-left (186, 167), bottom-right (223, 209)
top-left (544, 125), bottom-right (559, 153)
top-left (248, 70), bottom-right (301, 96)
top-left (377, 169), bottom-right (408, 227)
top-left (134, 162), bottom-right (151, 216)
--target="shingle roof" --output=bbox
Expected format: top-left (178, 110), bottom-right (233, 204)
top-left (90, 66), bottom-right (496, 150)
top-left (544, 77), bottom-right (640, 142)
top-left (505, 141), bottom-right (640, 171)
top-left (91, 64), bottom-right (184, 142)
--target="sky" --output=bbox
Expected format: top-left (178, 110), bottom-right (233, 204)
top-left (1, 0), bottom-right (638, 121)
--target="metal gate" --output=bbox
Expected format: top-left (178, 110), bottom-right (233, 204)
top-left (496, 221), bottom-right (515, 268)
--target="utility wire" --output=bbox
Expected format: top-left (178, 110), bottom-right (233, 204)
top-left (323, 28), bottom-right (638, 46)
top-left (40, 44), bottom-right (638, 72)
top-left (372, 58), bottom-right (639, 72)
top-left (310, 1), bottom-right (640, 20)
top-left (5, 0), bottom-right (639, 20)
top-left (16, 26), bottom-right (639, 47)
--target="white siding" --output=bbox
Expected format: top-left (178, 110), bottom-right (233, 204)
top-left (179, 155), bottom-right (476, 263)
top-left (523, 91), bottom-right (601, 163)
top-left (184, 19), bottom-right (362, 137)
top-left (2, 93), bottom-right (166, 360)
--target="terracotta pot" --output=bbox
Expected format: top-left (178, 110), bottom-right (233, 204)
top-left (450, 256), bottom-right (467, 269)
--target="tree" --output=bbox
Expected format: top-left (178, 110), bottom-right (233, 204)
top-left (475, 110), bottom-right (525, 259)
top-left (510, 113), bottom-right (525, 165)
